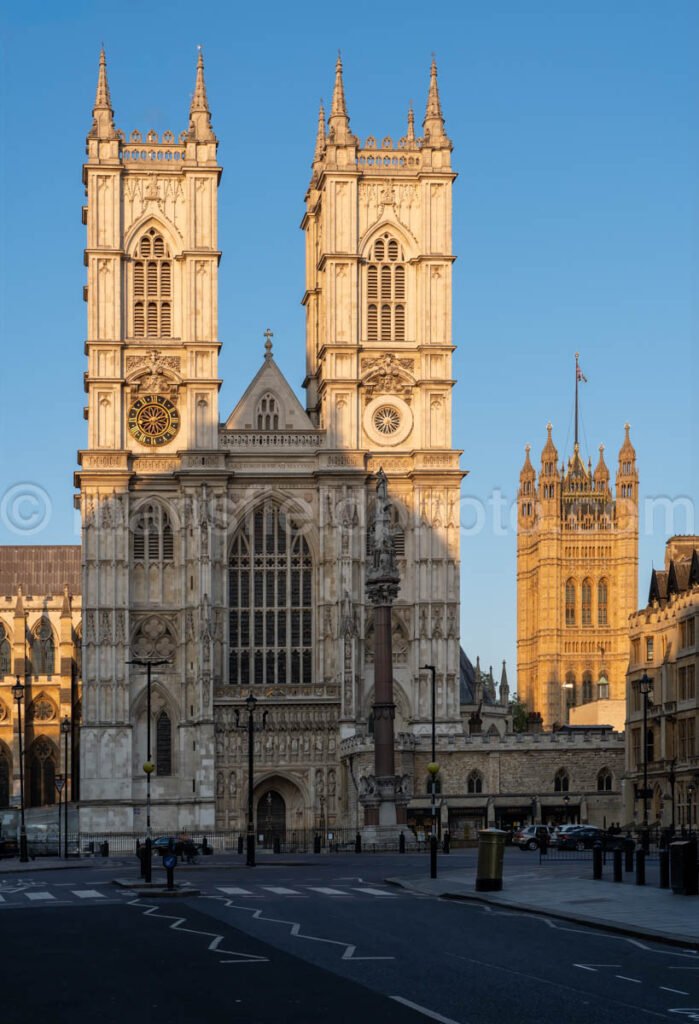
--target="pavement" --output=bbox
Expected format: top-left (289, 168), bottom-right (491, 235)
top-left (388, 857), bottom-right (699, 950)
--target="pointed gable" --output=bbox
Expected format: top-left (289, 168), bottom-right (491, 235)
top-left (223, 353), bottom-right (315, 431)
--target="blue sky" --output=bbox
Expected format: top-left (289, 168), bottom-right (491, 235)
top-left (1, 0), bottom-right (697, 686)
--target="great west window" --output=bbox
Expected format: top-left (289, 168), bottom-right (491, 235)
top-left (229, 502), bottom-right (313, 686)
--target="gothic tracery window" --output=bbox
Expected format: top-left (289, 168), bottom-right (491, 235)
top-left (28, 739), bottom-right (56, 807)
top-left (133, 228), bottom-right (172, 339)
top-left (597, 767), bottom-right (612, 792)
top-left (598, 579), bottom-right (608, 625)
top-left (554, 769), bottom-right (569, 793)
top-left (256, 393), bottom-right (279, 430)
top-left (565, 579), bottom-right (576, 626)
top-left (156, 711), bottom-right (172, 776)
top-left (467, 770), bottom-right (483, 794)
top-left (229, 502), bottom-right (313, 686)
top-left (0, 624), bottom-right (10, 675)
top-left (366, 234), bottom-right (406, 343)
top-left (30, 619), bottom-right (55, 677)
top-left (132, 503), bottom-right (174, 565)
top-left (581, 578), bottom-right (592, 626)
top-left (582, 671), bottom-right (593, 704)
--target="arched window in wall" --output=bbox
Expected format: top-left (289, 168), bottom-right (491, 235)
top-left (582, 671), bottom-right (593, 704)
top-left (565, 671), bottom-right (576, 708)
top-left (229, 502), bottom-right (313, 687)
top-left (133, 228), bottom-right (172, 339)
top-left (597, 767), bottom-right (613, 792)
top-left (598, 579), bottom-right (608, 625)
top-left (554, 769), bottom-right (570, 793)
top-left (565, 579), bottom-right (576, 627)
top-left (132, 503), bottom-right (174, 566)
top-left (156, 711), bottom-right (172, 776)
top-left (256, 393), bottom-right (279, 431)
top-left (581, 578), bottom-right (592, 626)
top-left (467, 770), bottom-right (483, 794)
top-left (28, 739), bottom-right (56, 807)
top-left (0, 624), bottom-right (10, 675)
top-left (30, 619), bottom-right (55, 677)
top-left (366, 234), bottom-right (406, 343)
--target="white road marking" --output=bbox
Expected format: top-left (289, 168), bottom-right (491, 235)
top-left (573, 963), bottom-right (621, 972)
top-left (26, 892), bottom-right (55, 901)
top-left (352, 887), bottom-right (396, 897)
top-left (391, 995), bottom-right (463, 1024)
top-left (307, 887), bottom-right (351, 896)
top-left (217, 887), bottom-right (254, 896)
top-left (73, 890), bottom-right (106, 899)
top-left (262, 887), bottom-right (304, 896)
top-left (129, 899), bottom-right (268, 964)
top-left (615, 975), bottom-right (642, 983)
top-left (661, 988), bottom-right (690, 995)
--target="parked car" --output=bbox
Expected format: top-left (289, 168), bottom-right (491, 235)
top-left (0, 838), bottom-right (19, 859)
top-left (151, 836), bottom-right (200, 863)
top-left (556, 826), bottom-right (609, 851)
top-left (551, 825), bottom-right (585, 847)
top-left (513, 825), bottom-right (554, 851)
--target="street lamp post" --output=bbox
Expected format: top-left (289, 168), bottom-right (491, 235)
top-left (61, 715), bottom-right (71, 858)
top-left (422, 665), bottom-right (438, 836)
top-left (55, 774), bottom-right (65, 857)
top-left (127, 658), bottom-right (170, 883)
top-left (563, 794), bottom-right (570, 824)
top-left (235, 694), bottom-right (267, 867)
top-left (11, 676), bottom-right (28, 863)
top-left (637, 673), bottom-right (653, 829)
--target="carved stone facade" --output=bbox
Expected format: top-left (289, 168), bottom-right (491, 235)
top-left (75, 52), bottom-right (465, 835)
top-left (517, 420), bottom-right (639, 729)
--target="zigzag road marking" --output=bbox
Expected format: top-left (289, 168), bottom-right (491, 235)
top-left (203, 896), bottom-right (395, 961)
top-left (127, 899), bottom-right (269, 965)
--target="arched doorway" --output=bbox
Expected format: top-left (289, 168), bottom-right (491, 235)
top-left (28, 739), bottom-right (56, 807)
top-left (257, 790), bottom-right (286, 846)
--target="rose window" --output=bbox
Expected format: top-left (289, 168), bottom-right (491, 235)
top-left (373, 406), bottom-right (401, 436)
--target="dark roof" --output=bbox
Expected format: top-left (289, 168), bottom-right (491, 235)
top-left (668, 558), bottom-right (692, 596)
top-left (459, 648), bottom-right (497, 706)
top-left (0, 546), bottom-right (81, 597)
top-left (649, 569), bottom-right (668, 604)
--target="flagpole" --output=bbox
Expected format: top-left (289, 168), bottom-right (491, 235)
top-left (574, 352), bottom-right (579, 448)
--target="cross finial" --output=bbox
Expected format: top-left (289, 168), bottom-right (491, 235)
top-left (263, 328), bottom-right (274, 358)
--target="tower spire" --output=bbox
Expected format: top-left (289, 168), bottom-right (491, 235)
top-left (314, 99), bottom-right (326, 162)
top-left (406, 102), bottom-right (415, 144)
top-left (422, 55), bottom-right (447, 143)
top-left (328, 52), bottom-right (351, 142)
top-left (89, 47), bottom-right (117, 140)
top-left (189, 48), bottom-right (216, 142)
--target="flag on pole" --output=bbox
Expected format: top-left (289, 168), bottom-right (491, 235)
top-left (576, 363), bottom-right (588, 383)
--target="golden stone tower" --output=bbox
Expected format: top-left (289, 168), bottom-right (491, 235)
top-left (516, 363), bottom-right (639, 729)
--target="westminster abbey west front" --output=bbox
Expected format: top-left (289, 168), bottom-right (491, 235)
top-left (76, 51), bottom-right (468, 836)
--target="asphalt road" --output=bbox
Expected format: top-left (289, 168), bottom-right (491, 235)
top-left (2, 851), bottom-right (699, 1024)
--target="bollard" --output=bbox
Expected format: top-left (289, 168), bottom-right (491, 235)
top-left (636, 848), bottom-right (646, 886)
top-left (313, 834), bottom-right (321, 854)
top-left (442, 831), bottom-right (450, 855)
top-left (592, 842), bottom-right (603, 880)
top-left (355, 832), bottom-right (362, 854)
top-left (399, 831), bottom-right (406, 854)
top-left (144, 837), bottom-right (152, 884)
top-left (237, 836), bottom-right (244, 855)
top-left (273, 836), bottom-right (281, 854)
top-left (539, 832), bottom-right (548, 857)
top-left (659, 848), bottom-right (670, 889)
top-left (613, 846), bottom-right (623, 883)
top-left (624, 837), bottom-right (634, 873)
top-left (475, 828), bottom-right (506, 892)
top-left (430, 833), bottom-right (438, 879)
top-left (101, 841), bottom-right (109, 858)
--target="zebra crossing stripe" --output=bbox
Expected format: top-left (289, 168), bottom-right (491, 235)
top-left (261, 886), bottom-right (304, 895)
top-left (351, 887), bottom-right (396, 897)
top-left (217, 886), bottom-right (254, 896)
top-left (307, 887), bottom-right (351, 896)
top-left (26, 892), bottom-right (55, 901)
top-left (73, 890), bottom-right (106, 899)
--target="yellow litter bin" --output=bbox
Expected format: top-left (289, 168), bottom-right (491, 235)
top-left (476, 828), bottom-right (507, 892)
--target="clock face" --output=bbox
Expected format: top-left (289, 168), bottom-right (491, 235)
top-left (128, 395), bottom-right (180, 447)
